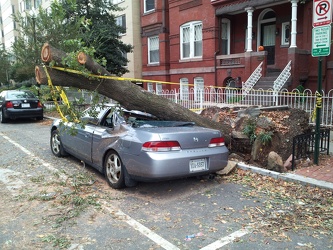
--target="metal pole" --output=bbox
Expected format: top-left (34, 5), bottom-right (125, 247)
top-left (314, 57), bottom-right (323, 165)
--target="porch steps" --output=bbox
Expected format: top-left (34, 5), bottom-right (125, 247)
top-left (254, 69), bottom-right (290, 90)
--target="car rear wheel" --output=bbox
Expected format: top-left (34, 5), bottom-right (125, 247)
top-left (50, 130), bottom-right (66, 157)
top-left (104, 150), bottom-right (126, 189)
top-left (0, 109), bottom-right (8, 123)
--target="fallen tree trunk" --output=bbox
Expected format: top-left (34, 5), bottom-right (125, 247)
top-left (36, 43), bottom-right (232, 143)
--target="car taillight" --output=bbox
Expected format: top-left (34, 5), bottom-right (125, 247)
top-left (37, 101), bottom-right (43, 108)
top-left (208, 137), bottom-right (225, 147)
top-left (142, 141), bottom-right (181, 152)
top-left (5, 101), bottom-right (13, 108)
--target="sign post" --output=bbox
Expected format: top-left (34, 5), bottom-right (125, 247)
top-left (312, 0), bottom-right (332, 164)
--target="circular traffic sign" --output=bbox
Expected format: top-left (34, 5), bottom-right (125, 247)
top-left (316, 0), bottom-right (330, 16)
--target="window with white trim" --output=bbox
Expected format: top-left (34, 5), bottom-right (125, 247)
top-left (147, 82), bottom-right (154, 92)
top-left (221, 18), bottom-right (230, 55)
top-left (194, 77), bottom-right (204, 101)
top-left (112, 0), bottom-right (124, 4)
top-left (148, 36), bottom-right (159, 64)
top-left (144, 0), bottom-right (155, 13)
top-left (120, 49), bottom-right (127, 67)
top-left (180, 21), bottom-right (202, 59)
top-left (281, 22), bottom-right (290, 46)
top-left (115, 14), bottom-right (126, 35)
top-left (180, 78), bottom-right (189, 100)
top-left (156, 83), bottom-right (162, 95)
top-left (25, 0), bottom-right (32, 10)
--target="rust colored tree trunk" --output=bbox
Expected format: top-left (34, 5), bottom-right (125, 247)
top-left (36, 43), bottom-right (232, 143)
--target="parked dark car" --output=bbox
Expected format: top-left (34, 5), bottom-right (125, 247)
top-left (50, 104), bottom-right (229, 189)
top-left (0, 90), bottom-right (43, 123)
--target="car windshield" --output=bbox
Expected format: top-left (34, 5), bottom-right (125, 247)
top-left (8, 91), bottom-right (36, 99)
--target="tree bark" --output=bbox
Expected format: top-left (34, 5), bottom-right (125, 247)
top-left (36, 44), bottom-right (232, 143)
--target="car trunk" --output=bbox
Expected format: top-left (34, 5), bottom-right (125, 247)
top-left (137, 125), bottom-right (221, 149)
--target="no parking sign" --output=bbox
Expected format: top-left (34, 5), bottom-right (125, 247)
top-left (313, 0), bottom-right (332, 27)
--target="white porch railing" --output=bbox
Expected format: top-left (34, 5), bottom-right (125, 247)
top-left (157, 87), bottom-right (333, 127)
top-left (242, 61), bottom-right (263, 98)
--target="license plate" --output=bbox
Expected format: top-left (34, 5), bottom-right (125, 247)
top-left (21, 103), bottom-right (30, 108)
top-left (189, 158), bottom-right (207, 172)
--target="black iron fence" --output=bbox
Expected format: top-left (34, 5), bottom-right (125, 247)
top-left (292, 128), bottom-right (330, 170)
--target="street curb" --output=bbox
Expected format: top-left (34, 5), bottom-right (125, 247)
top-left (237, 162), bottom-right (333, 191)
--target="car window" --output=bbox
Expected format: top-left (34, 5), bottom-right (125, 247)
top-left (8, 91), bottom-right (36, 99)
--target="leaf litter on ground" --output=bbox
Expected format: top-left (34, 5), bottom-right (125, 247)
top-left (221, 169), bottom-right (333, 239)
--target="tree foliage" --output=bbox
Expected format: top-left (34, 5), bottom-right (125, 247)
top-left (11, 0), bottom-right (132, 82)
top-left (75, 0), bottom-right (133, 75)
top-left (0, 46), bottom-right (11, 85)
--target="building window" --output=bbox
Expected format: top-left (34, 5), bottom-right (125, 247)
top-left (144, 0), bottom-right (155, 13)
top-left (180, 21), bottom-right (202, 59)
top-left (112, 0), bottom-right (124, 4)
top-left (25, 0), bottom-right (32, 10)
top-left (156, 83), bottom-right (162, 95)
top-left (281, 22), bottom-right (290, 46)
top-left (115, 14), bottom-right (126, 35)
top-left (180, 78), bottom-right (189, 100)
top-left (221, 18), bottom-right (230, 55)
top-left (120, 49), bottom-right (127, 67)
top-left (194, 77), bottom-right (204, 101)
top-left (148, 36), bottom-right (159, 64)
top-left (34, 0), bottom-right (42, 8)
top-left (147, 82), bottom-right (154, 92)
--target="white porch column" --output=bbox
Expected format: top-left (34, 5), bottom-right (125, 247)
top-left (290, 0), bottom-right (299, 48)
top-left (246, 7), bottom-right (254, 52)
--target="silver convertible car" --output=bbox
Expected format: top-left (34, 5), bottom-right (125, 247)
top-left (50, 104), bottom-right (229, 189)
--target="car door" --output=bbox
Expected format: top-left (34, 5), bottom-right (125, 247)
top-left (61, 120), bottom-right (96, 163)
top-left (91, 111), bottom-right (124, 168)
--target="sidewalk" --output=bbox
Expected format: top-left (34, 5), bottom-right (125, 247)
top-left (237, 131), bottom-right (333, 190)
top-left (293, 130), bottom-right (332, 184)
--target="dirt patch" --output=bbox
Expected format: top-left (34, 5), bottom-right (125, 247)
top-left (201, 106), bottom-right (332, 170)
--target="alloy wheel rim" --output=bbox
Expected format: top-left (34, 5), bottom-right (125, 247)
top-left (106, 154), bottom-right (121, 183)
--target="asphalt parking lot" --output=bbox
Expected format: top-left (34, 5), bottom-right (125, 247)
top-left (0, 118), bottom-right (332, 249)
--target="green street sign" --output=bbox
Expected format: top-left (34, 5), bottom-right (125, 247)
top-left (312, 25), bottom-right (331, 57)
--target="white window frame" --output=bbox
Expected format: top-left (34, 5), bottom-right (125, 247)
top-left (194, 77), bottom-right (204, 101)
top-left (112, 0), bottom-right (124, 4)
top-left (156, 83), bottom-right (162, 95)
top-left (115, 14), bottom-right (126, 35)
top-left (180, 78), bottom-right (189, 100)
top-left (119, 49), bottom-right (127, 67)
top-left (147, 82), bottom-right (154, 92)
top-left (148, 36), bottom-right (159, 64)
top-left (180, 21), bottom-right (202, 60)
top-left (144, 0), bottom-right (155, 13)
top-left (281, 22), bottom-right (290, 46)
top-left (221, 18), bottom-right (230, 55)
top-left (25, 0), bottom-right (32, 10)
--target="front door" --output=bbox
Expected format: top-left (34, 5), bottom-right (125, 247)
top-left (262, 23), bottom-right (276, 65)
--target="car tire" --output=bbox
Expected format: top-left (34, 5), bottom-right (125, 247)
top-left (37, 116), bottom-right (44, 121)
top-left (0, 109), bottom-right (8, 123)
top-left (50, 129), bottom-right (66, 157)
top-left (104, 150), bottom-right (126, 189)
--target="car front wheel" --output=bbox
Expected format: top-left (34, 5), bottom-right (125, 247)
top-left (50, 130), bottom-right (66, 157)
top-left (104, 150), bottom-right (125, 189)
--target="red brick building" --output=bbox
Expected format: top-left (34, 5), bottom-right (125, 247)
top-left (141, 0), bottom-right (333, 93)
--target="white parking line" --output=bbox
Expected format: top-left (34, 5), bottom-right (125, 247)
top-left (0, 132), bottom-right (251, 249)
top-left (200, 227), bottom-right (251, 250)
top-left (0, 132), bottom-right (67, 181)
top-left (102, 202), bottom-right (180, 250)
